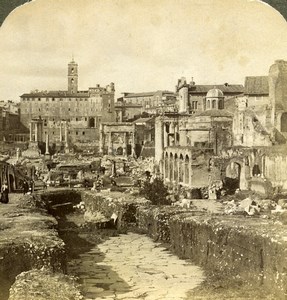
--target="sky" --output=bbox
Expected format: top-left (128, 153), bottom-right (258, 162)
top-left (0, 0), bottom-right (287, 101)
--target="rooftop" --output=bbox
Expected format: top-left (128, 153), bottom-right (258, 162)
top-left (124, 90), bottom-right (175, 98)
top-left (189, 85), bottom-right (244, 94)
top-left (194, 109), bottom-right (233, 118)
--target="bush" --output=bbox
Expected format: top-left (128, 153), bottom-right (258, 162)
top-left (140, 177), bottom-right (170, 205)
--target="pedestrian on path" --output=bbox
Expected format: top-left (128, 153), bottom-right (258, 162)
top-left (0, 182), bottom-right (9, 204)
top-left (23, 180), bottom-right (29, 195)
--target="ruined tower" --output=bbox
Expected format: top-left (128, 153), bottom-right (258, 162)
top-left (68, 58), bottom-right (78, 94)
top-left (268, 59), bottom-right (287, 130)
top-left (177, 77), bottom-right (189, 113)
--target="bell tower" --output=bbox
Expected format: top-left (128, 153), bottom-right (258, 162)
top-left (68, 58), bottom-right (78, 94)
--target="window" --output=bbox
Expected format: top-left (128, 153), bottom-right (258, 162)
top-left (82, 131), bottom-right (85, 135)
top-left (38, 98), bottom-right (41, 101)
top-left (212, 100), bottom-right (216, 109)
top-left (76, 131), bottom-right (78, 135)
top-left (52, 98), bottom-right (55, 101)
top-left (192, 101), bottom-right (198, 110)
top-left (218, 100), bottom-right (224, 109)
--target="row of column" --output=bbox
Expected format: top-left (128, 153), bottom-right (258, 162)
top-left (163, 154), bottom-right (192, 187)
top-left (29, 120), bottom-right (69, 144)
top-left (163, 121), bottom-right (179, 148)
top-left (29, 120), bottom-right (43, 142)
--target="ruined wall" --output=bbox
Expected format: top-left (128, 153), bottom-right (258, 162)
top-left (264, 153), bottom-right (287, 190)
top-left (137, 208), bottom-right (287, 299)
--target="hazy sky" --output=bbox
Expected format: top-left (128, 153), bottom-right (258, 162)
top-left (0, 0), bottom-right (287, 101)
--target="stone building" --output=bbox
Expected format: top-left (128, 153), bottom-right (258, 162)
top-left (19, 59), bottom-right (116, 148)
top-left (0, 106), bottom-right (29, 145)
top-left (158, 60), bottom-right (287, 196)
top-left (176, 77), bottom-right (244, 114)
top-left (115, 90), bottom-right (177, 122)
top-left (155, 88), bottom-right (234, 190)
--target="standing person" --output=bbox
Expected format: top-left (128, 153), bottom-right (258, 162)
top-left (0, 182), bottom-right (9, 204)
top-left (23, 180), bottom-right (29, 195)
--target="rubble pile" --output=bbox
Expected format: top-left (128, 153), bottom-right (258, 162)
top-left (223, 196), bottom-right (287, 222)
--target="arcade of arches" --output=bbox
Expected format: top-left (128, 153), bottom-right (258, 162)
top-left (163, 148), bottom-right (192, 187)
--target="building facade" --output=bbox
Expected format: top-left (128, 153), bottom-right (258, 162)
top-left (19, 59), bottom-right (116, 146)
top-left (116, 90), bottom-right (177, 122)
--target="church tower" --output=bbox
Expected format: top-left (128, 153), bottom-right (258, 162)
top-left (68, 58), bottom-right (78, 94)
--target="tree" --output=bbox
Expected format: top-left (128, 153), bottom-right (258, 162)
top-left (140, 177), bottom-right (170, 205)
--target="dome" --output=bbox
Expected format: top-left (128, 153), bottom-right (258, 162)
top-left (206, 88), bottom-right (224, 98)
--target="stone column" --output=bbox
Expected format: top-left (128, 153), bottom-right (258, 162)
top-left (64, 121), bottom-right (68, 147)
top-left (45, 133), bottom-right (49, 155)
top-left (99, 125), bottom-right (103, 155)
top-left (108, 131), bottom-right (113, 155)
top-left (59, 121), bottom-right (63, 142)
top-left (29, 123), bottom-right (33, 142)
top-left (131, 131), bottom-right (136, 157)
top-left (35, 122), bottom-right (38, 142)
top-left (16, 148), bottom-right (20, 161)
top-left (155, 117), bottom-right (164, 163)
top-left (123, 132), bottom-right (127, 156)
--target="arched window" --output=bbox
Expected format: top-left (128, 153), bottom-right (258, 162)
top-left (212, 100), bottom-right (216, 109)
top-left (207, 100), bottom-right (210, 109)
top-left (218, 99), bottom-right (224, 109)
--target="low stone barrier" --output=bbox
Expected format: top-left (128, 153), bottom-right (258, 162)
top-left (81, 190), bottom-right (287, 299)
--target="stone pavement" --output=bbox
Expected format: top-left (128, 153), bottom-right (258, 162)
top-left (68, 232), bottom-right (205, 300)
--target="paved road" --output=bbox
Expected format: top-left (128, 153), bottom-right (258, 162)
top-left (68, 232), bottom-right (205, 300)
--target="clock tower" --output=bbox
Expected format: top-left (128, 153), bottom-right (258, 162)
top-left (68, 59), bottom-right (78, 94)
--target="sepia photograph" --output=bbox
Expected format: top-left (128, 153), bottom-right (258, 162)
top-left (0, 0), bottom-right (287, 299)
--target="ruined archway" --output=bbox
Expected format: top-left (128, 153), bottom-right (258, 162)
top-left (116, 147), bottom-right (123, 155)
top-left (165, 153), bottom-right (169, 180)
top-left (224, 162), bottom-right (241, 194)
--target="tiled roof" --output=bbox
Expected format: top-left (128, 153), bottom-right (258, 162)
top-left (189, 85), bottom-right (244, 94)
top-left (244, 76), bottom-right (269, 95)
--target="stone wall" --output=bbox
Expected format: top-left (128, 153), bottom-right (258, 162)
top-left (81, 191), bottom-right (287, 299)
